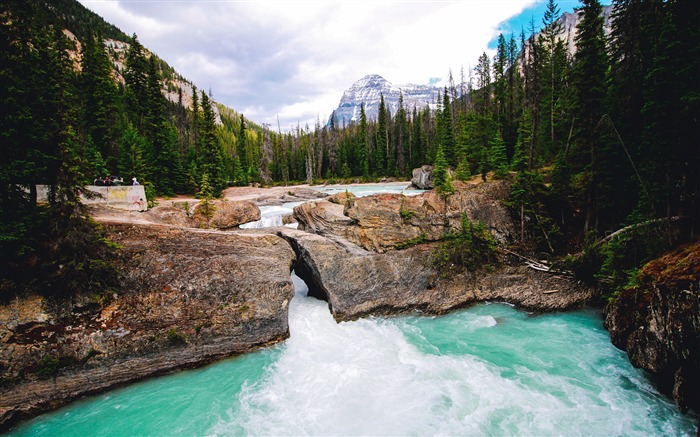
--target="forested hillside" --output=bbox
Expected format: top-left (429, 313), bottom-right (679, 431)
top-left (1, 0), bottom-right (698, 299)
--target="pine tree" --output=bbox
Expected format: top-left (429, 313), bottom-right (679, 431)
top-left (85, 135), bottom-right (109, 180)
top-left (358, 104), bottom-right (369, 178)
top-left (199, 91), bottom-right (225, 193)
top-left (504, 33), bottom-right (524, 158)
top-left (236, 113), bottom-right (248, 170)
top-left (570, 0), bottom-right (610, 233)
top-left (512, 108), bottom-right (533, 172)
top-left (433, 145), bottom-right (453, 197)
top-left (145, 55), bottom-right (165, 138)
top-left (474, 52), bottom-right (491, 116)
top-left (80, 32), bottom-right (118, 168)
top-left (493, 34), bottom-right (508, 129)
top-left (0, 6), bottom-right (118, 299)
top-left (441, 87), bottom-right (455, 166)
top-left (490, 131), bottom-right (509, 179)
top-left (118, 123), bottom-right (147, 180)
top-left (197, 172), bottom-right (215, 225)
top-left (538, 0), bottom-right (567, 161)
top-left (124, 34), bottom-right (149, 129)
top-left (190, 84), bottom-right (200, 150)
top-left (394, 92), bottom-right (408, 176)
top-left (524, 19), bottom-right (542, 167)
top-left (455, 155), bottom-right (471, 182)
top-left (376, 94), bottom-right (388, 174)
top-left (639, 0), bottom-right (700, 229)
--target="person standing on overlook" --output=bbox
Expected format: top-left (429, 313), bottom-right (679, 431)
top-left (132, 177), bottom-right (139, 186)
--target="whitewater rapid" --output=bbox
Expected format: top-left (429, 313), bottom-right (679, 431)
top-left (10, 272), bottom-right (698, 435)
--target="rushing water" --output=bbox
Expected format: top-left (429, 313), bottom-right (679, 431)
top-left (10, 273), bottom-right (698, 436)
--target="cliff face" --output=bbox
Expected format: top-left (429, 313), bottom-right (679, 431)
top-left (604, 238), bottom-right (700, 413)
top-left (0, 224), bottom-right (296, 429)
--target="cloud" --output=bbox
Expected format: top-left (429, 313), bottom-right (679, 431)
top-left (78, 0), bottom-right (539, 130)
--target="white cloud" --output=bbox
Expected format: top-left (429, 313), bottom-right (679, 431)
top-left (78, 0), bottom-right (538, 130)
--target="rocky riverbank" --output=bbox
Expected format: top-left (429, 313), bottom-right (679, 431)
top-left (0, 224), bottom-right (296, 429)
top-left (604, 238), bottom-right (700, 414)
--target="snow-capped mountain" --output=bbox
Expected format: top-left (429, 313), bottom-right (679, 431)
top-left (330, 7), bottom-right (613, 128)
top-left (329, 74), bottom-right (441, 126)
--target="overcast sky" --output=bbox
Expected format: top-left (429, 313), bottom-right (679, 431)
top-left (77, 0), bottom-right (584, 130)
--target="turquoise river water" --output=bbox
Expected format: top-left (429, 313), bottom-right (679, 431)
top-left (9, 273), bottom-right (698, 436)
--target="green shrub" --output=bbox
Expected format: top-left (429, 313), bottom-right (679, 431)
top-left (394, 234), bottom-right (427, 250)
top-left (37, 354), bottom-right (60, 379)
top-left (166, 328), bottom-right (187, 345)
top-left (432, 214), bottom-right (500, 273)
top-left (399, 208), bottom-right (416, 223)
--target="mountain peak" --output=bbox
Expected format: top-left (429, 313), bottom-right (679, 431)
top-left (330, 75), bottom-right (440, 126)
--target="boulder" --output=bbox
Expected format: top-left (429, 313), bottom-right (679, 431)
top-left (193, 199), bottom-right (261, 229)
top-left (0, 223), bottom-right (295, 430)
top-left (281, 214), bottom-right (297, 226)
top-left (293, 199), bottom-right (355, 234)
top-left (327, 191), bottom-right (356, 205)
top-left (256, 187), bottom-right (329, 206)
top-left (145, 205), bottom-right (192, 227)
top-left (411, 165), bottom-right (434, 189)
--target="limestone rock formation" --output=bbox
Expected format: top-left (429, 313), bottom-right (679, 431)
top-left (604, 238), bottom-right (700, 413)
top-left (278, 228), bottom-right (592, 322)
top-left (294, 180), bottom-right (515, 253)
top-left (193, 199), bottom-right (261, 229)
top-left (0, 223), bottom-right (295, 429)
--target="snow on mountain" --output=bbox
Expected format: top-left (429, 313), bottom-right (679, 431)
top-left (329, 74), bottom-right (440, 126)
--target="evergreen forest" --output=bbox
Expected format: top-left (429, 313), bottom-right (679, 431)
top-left (1, 0), bottom-right (698, 299)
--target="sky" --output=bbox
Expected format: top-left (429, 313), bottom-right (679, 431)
top-left (77, 0), bottom-right (585, 130)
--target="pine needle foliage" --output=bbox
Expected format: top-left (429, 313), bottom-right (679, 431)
top-left (433, 214), bottom-right (500, 273)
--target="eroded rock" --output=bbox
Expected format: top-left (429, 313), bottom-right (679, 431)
top-left (294, 180), bottom-right (515, 253)
top-left (193, 199), bottom-right (261, 229)
top-left (145, 205), bottom-right (192, 227)
top-left (604, 238), bottom-right (700, 413)
top-left (255, 187), bottom-right (329, 206)
top-left (278, 228), bottom-right (592, 322)
top-left (411, 165), bottom-right (434, 189)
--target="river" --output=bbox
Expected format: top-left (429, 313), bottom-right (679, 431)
top-left (10, 272), bottom-right (698, 436)
top-left (8, 183), bottom-right (699, 435)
